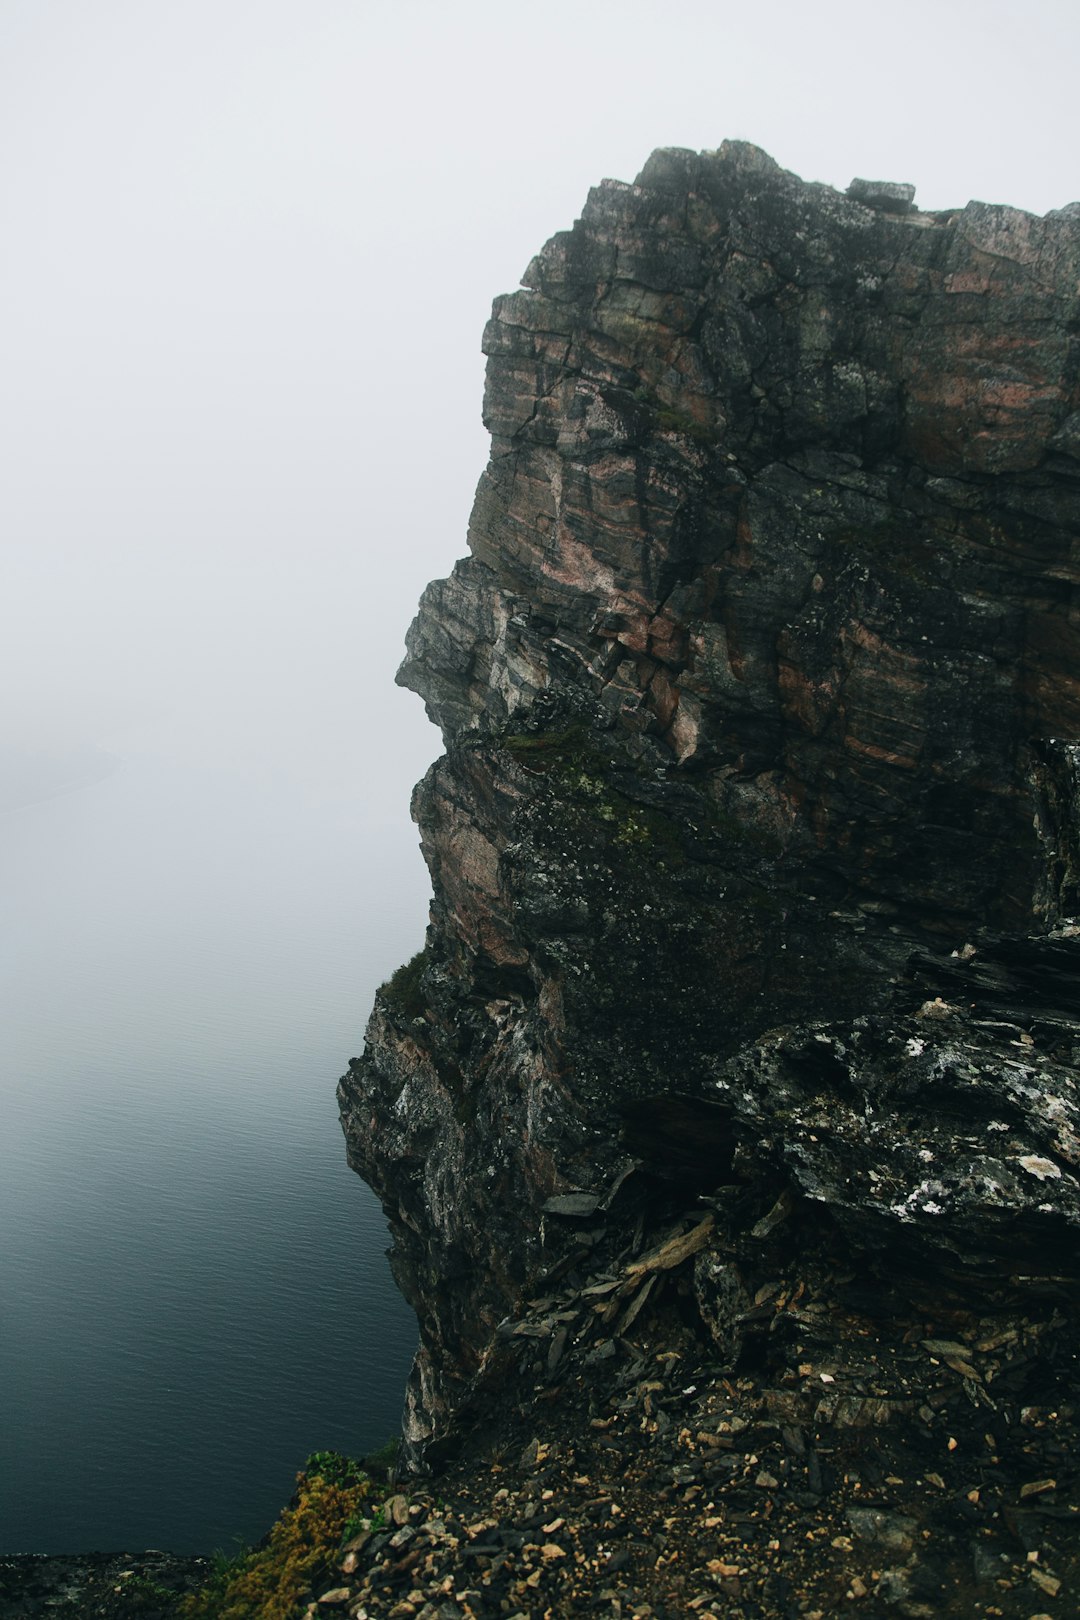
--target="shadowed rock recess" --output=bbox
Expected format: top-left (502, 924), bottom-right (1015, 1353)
top-left (337, 145), bottom-right (1080, 1616)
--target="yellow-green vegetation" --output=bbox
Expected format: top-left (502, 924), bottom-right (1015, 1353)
top-left (501, 723), bottom-right (590, 769)
top-left (503, 723), bottom-right (689, 865)
top-left (179, 1453), bottom-right (373, 1620)
top-left (504, 719), bottom-right (782, 866)
top-left (361, 1435), bottom-right (401, 1479)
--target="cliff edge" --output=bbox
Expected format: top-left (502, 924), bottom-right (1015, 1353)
top-left (338, 144), bottom-right (1080, 1617)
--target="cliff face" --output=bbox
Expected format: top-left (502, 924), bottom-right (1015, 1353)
top-left (339, 144), bottom-right (1080, 1466)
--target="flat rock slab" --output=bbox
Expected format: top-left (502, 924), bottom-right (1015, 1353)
top-left (847, 175), bottom-right (917, 211)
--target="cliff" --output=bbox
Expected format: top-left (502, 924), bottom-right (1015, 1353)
top-left (337, 145), bottom-right (1080, 1616)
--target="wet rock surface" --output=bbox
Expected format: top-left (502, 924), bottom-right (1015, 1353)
top-left (0, 1552), bottom-right (210, 1619)
top-left (327, 143), bottom-right (1080, 1615)
top-left (302, 1213), bottom-right (1080, 1618)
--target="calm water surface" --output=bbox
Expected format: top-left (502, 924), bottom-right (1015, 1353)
top-left (0, 754), bottom-right (424, 1553)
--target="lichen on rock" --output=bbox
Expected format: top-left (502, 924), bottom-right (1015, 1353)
top-left (338, 141), bottom-right (1080, 1540)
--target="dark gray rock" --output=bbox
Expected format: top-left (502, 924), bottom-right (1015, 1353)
top-left (339, 142), bottom-right (1080, 1465)
top-left (542, 1193), bottom-right (601, 1218)
top-left (847, 177), bottom-right (917, 212)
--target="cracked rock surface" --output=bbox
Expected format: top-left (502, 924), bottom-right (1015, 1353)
top-left (334, 143), bottom-right (1080, 1615)
top-left (6, 143), bottom-right (1080, 1620)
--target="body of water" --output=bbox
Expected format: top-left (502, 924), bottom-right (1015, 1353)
top-left (0, 752), bottom-right (424, 1554)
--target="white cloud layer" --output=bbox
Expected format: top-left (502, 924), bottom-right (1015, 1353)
top-left (1, 0), bottom-right (1077, 803)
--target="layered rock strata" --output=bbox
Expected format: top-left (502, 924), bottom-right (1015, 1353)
top-left (339, 143), bottom-right (1080, 1470)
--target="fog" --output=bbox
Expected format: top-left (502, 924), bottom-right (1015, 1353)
top-left (2, 0), bottom-right (1079, 1553)
top-left (3, 0), bottom-right (1078, 817)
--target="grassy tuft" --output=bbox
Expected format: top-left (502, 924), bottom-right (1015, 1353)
top-left (379, 949), bottom-right (428, 1021)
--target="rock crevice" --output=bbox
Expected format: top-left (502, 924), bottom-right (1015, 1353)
top-left (339, 144), bottom-right (1080, 1512)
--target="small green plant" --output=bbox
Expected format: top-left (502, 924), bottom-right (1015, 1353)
top-left (303, 1450), bottom-right (369, 1489)
top-left (613, 814), bottom-right (651, 847)
top-left (178, 1545), bottom-right (249, 1620)
top-left (338, 1498), bottom-right (386, 1547)
top-left (379, 949), bottom-right (427, 1020)
top-left (208, 1545), bottom-right (249, 1581)
top-left (116, 1573), bottom-right (182, 1612)
top-left (362, 1435), bottom-right (400, 1478)
top-left (338, 1507), bottom-right (368, 1544)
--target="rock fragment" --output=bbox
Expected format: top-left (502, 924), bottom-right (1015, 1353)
top-left (846, 176), bottom-right (916, 212)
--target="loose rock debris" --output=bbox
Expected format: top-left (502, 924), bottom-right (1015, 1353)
top-left (3, 1200), bottom-right (1077, 1620)
top-left (318, 1204), bottom-right (1076, 1620)
top-left (284, 1179), bottom-right (1075, 1620)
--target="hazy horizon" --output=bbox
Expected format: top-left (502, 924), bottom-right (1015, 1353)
top-left (4, 0), bottom-right (1079, 822)
top-left (2, 0), bottom-right (1079, 1553)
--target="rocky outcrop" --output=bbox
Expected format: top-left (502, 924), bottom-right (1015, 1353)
top-left (338, 141), bottom-right (1080, 1505)
top-left (0, 1551), bottom-right (210, 1618)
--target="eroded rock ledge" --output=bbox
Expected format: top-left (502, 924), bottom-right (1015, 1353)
top-left (338, 143), bottom-right (1080, 1611)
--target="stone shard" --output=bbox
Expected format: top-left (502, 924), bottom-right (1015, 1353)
top-left (846, 176), bottom-right (917, 212)
top-left (542, 1192), bottom-right (601, 1218)
top-left (338, 142), bottom-right (1080, 1465)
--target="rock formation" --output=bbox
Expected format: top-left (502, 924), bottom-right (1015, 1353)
top-left (338, 145), bottom-right (1080, 1609)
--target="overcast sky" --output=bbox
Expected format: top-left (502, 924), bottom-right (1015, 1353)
top-left (2, 0), bottom-right (1078, 812)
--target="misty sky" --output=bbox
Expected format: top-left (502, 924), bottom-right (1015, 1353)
top-left (2, 0), bottom-right (1079, 821)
